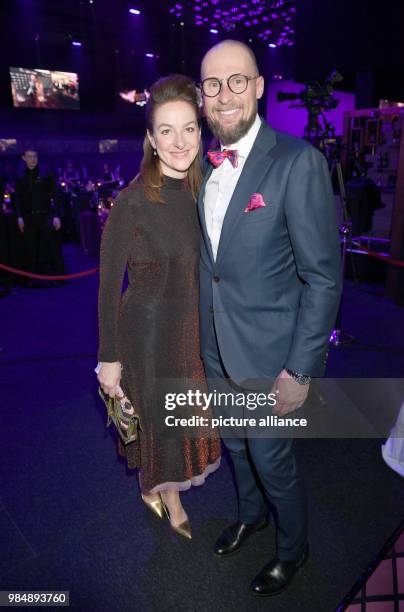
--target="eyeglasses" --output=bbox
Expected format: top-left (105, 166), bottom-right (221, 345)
top-left (201, 74), bottom-right (259, 97)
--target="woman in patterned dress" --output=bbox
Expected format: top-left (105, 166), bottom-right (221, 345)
top-left (97, 75), bottom-right (221, 539)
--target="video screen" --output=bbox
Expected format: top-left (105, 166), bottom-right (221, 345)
top-left (119, 88), bottom-right (149, 107)
top-left (0, 139), bottom-right (17, 153)
top-left (10, 67), bottom-right (80, 110)
top-left (99, 140), bottom-right (119, 153)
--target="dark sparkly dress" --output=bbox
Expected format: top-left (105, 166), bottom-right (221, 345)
top-left (98, 175), bottom-right (221, 493)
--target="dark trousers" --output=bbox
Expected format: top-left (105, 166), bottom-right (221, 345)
top-left (23, 214), bottom-right (65, 275)
top-left (202, 321), bottom-right (308, 561)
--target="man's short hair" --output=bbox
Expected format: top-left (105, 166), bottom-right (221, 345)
top-left (22, 148), bottom-right (38, 156)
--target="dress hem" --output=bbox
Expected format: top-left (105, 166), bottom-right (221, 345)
top-left (142, 456), bottom-right (222, 494)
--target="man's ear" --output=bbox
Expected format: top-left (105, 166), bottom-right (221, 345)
top-left (147, 129), bottom-right (156, 151)
top-left (256, 76), bottom-right (265, 100)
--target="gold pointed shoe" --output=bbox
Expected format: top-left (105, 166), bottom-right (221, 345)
top-left (160, 498), bottom-right (192, 539)
top-left (141, 494), bottom-right (164, 520)
top-left (171, 518), bottom-right (192, 540)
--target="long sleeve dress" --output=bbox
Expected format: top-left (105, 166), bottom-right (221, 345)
top-left (98, 175), bottom-right (221, 493)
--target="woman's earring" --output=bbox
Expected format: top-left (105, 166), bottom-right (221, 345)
top-left (153, 149), bottom-right (157, 157)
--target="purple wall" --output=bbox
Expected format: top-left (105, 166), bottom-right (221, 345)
top-left (266, 79), bottom-right (355, 138)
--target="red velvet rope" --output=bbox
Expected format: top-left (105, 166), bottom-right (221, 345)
top-left (1, 246), bottom-right (403, 281)
top-left (352, 246), bottom-right (404, 269)
top-left (0, 263), bottom-right (98, 280)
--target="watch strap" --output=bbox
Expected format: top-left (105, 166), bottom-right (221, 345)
top-left (285, 368), bottom-right (311, 385)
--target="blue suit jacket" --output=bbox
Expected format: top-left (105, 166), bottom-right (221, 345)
top-left (198, 118), bottom-right (342, 384)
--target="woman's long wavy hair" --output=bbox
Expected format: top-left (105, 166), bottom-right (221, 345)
top-left (137, 74), bottom-right (203, 203)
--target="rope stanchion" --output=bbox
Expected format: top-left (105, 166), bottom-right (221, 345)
top-left (0, 263), bottom-right (98, 281)
top-left (331, 237), bottom-right (404, 348)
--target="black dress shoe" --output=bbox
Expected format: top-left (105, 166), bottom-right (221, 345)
top-left (214, 518), bottom-right (268, 557)
top-left (250, 545), bottom-right (309, 596)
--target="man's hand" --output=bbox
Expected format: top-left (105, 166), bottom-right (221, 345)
top-left (17, 217), bottom-right (24, 233)
top-left (53, 216), bottom-right (62, 231)
top-left (271, 369), bottom-right (309, 417)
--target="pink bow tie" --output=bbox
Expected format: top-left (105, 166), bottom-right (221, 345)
top-left (207, 149), bottom-right (239, 168)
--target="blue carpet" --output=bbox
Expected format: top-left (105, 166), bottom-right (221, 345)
top-left (0, 244), bottom-right (403, 611)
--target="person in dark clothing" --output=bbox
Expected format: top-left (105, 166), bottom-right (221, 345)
top-left (15, 150), bottom-right (65, 281)
top-left (199, 40), bottom-right (341, 596)
top-left (346, 174), bottom-right (384, 236)
top-left (101, 163), bottom-right (116, 183)
top-left (62, 160), bottom-right (80, 188)
top-left (0, 175), bottom-right (12, 296)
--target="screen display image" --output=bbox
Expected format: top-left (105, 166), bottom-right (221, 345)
top-left (0, 139), bottom-right (17, 153)
top-left (119, 88), bottom-right (150, 106)
top-left (10, 67), bottom-right (80, 110)
top-left (99, 140), bottom-right (119, 153)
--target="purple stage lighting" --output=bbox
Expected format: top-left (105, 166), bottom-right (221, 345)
top-left (166, 0), bottom-right (295, 46)
top-left (145, 53), bottom-right (155, 58)
top-left (72, 41), bottom-right (82, 47)
top-left (269, 43), bottom-right (277, 48)
top-left (129, 8), bottom-right (141, 15)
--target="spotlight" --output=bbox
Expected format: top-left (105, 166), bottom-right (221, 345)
top-left (129, 8), bottom-right (141, 15)
top-left (222, 19), bottom-right (235, 32)
top-left (145, 53), bottom-right (155, 58)
top-left (72, 41), bottom-right (82, 47)
top-left (210, 28), bottom-right (218, 34)
top-left (269, 43), bottom-right (277, 48)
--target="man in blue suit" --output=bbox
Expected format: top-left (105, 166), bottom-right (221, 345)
top-left (198, 40), bottom-right (342, 596)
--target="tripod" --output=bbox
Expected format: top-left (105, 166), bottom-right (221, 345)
top-left (328, 154), bottom-right (355, 346)
top-left (303, 107), bottom-right (355, 346)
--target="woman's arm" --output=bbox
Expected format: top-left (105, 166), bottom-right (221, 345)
top-left (97, 191), bottom-right (133, 385)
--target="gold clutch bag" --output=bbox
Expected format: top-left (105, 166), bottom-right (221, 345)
top-left (98, 386), bottom-right (142, 445)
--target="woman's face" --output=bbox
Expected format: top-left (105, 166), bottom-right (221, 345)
top-left (147, 99), bottom-right (201, 179)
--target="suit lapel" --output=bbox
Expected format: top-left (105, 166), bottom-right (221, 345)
top-left (215, 121), bottom-right (277, 266)
top-left (197, 164), bottom-right (214, 264)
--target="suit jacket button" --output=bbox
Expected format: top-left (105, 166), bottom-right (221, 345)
top-left (213, 275), bottom-right (220, 283)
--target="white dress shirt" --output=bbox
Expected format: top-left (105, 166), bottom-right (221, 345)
top-left (204, 114), bottom-right (261, 260)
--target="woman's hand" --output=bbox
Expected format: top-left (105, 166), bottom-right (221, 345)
top-left (97, 362), bottom-right (122, 398)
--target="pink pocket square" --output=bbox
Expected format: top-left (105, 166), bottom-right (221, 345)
top-left (244, 193), bottom-right (267, 213)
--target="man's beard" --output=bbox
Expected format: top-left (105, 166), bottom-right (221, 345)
top-left (206, 105), bottom-right (257, 146)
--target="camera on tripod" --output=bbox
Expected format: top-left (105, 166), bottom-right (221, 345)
top-left (276, 71), bottom-right (343, 112)
top-left (277, 70), bottom-right (344, 149)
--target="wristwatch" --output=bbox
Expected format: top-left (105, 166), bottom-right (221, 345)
top-left (285, 368), bottom-right (311, 385)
